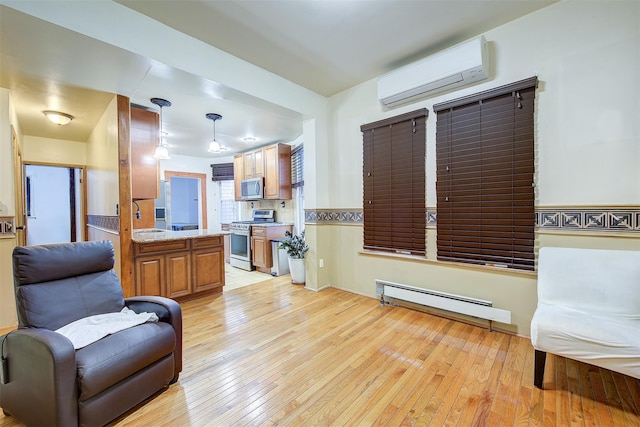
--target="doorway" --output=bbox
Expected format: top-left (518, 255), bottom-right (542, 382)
top-left (24, 164), bottom-right (84, 246)
top-left (164, 170), bottom-right (208, 230)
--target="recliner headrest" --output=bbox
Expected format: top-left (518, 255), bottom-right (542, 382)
top-left (13, 240), bottom-right (115, 286)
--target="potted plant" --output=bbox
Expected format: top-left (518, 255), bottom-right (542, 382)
top-left (279, 230), bottom-right (309, 284)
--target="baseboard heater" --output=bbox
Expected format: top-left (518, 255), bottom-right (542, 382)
top-left (376, 280), bottom-right (511, 329)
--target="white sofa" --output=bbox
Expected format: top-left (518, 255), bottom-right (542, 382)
top-left (530, 247), bottom-right (640, 388)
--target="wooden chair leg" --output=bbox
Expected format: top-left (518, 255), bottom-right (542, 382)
top-left (534, 349), bottom-right (546, 389)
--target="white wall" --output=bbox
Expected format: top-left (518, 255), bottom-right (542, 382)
top-left (321, 0), bottom-right (640, 335)
top-left (23, 135), bottom-right (86, 166)
top-left (86, 95), bottom-right (119, 216)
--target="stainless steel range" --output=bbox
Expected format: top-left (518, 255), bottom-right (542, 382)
top-left (229, 209), bottom-right (275, 271)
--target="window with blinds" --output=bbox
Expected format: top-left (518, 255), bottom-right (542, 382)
top-left (434, 77), bottom-right (537, 271)
top-left (291, 144), bottom-right (304, 188)
top-left (361, 109), bottom-right (427, 255)
top-left (210, 163), bottom-right (234, 181)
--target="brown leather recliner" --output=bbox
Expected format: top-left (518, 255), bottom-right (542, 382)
top-left (0, 240), bottom-right (182, 426)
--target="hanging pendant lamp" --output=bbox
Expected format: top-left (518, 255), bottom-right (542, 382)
top-left (151, 98), bottom-right (172, 160)
top-left (206, 113), bottom-right (228, 153)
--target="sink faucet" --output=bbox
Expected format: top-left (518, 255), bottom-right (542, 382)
top-left (132, 200), bottom-right (141, 219)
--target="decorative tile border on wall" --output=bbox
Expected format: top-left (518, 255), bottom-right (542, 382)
top-left (427, 209), bottom-right (437, 227)
top-left (536, 208), bottom-right (640, 232)
top-left (87, 215), bottom-right (119, 232)
top-left (305, 209), bottom-right (363, 224)
top-left (0, 216), bottom-right (15, 236)
top-left (306, 207), bottom-right (640, 233)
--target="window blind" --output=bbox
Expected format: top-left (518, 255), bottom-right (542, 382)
top-left (362, 109), bottom-right (427, 255)
top-left (291, 144), bottom-right (304, 188)
top-left (211, 163), bottom-right (234, 181)
top-left (434, 77), bottom-right (537, 270)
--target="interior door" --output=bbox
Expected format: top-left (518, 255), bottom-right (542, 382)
top-left (24, 164), bottom-right (83, 246)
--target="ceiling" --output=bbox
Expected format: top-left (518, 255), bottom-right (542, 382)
top-left (0, 0), bottom-right (557, 158)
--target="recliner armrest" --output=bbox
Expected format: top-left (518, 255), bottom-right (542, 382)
top-left (0, 328), bottom-right (78, 426)
top-left (125, 296), bottom-right (183, 377)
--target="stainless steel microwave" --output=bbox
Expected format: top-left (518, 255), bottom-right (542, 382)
top-left (241, 177), bottom-right (264, 200)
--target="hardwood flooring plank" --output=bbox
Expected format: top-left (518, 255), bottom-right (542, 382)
top-left (543, 355), bottom-right (558, 425)
top-left (440, 329), bottom-right (498, 426)
top-left (589, 368), bottom-right (616, 426)
top-left (576, 362), bottom-right (600, 427)
top-left (468, 332), bottom-right (510, 427)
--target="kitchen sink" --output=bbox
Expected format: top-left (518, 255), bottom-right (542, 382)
top-left (133, 229), bottom-right (166, 234)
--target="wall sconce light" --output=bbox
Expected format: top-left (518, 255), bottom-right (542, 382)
top-left (43, 110), bottom-right (73, 126)
top-left (151, 97), bottom-right (172, 160)
top-left (206, 113), bottom-right (229, 153)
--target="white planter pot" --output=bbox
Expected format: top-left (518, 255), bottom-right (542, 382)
top-left (288, 257), bottom-right (305, 284)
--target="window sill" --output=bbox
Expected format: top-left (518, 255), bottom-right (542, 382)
top-left (358, 249), bottom-right (537, 278)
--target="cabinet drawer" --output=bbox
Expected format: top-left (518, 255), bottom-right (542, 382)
top-left (251, 227), bottom-right (267, 237)
top-left (192, 236), bottom-right (223, 249)
top-left (135, 239), bottom-right (189, 255)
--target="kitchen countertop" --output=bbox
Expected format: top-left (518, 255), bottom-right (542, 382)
top-left (250, 222), bottom-right (293, 228)
top-left (132, 228), bottom-right (230, 243)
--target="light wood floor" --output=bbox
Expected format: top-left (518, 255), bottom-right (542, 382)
top-left (2, 276), bottom-right (639, 426)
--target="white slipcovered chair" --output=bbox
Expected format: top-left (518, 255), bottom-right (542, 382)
top-left (530, 247), bottom-right (640, 388)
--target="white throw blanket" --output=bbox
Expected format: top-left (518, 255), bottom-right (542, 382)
top-left (56, 307), bottom-right (159, 349)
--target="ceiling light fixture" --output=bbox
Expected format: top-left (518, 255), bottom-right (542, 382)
top-left (150, 97), bottom-right (172, 160)
top-left (43, 110), bottom-right (73, 126)
top-left (243, 136), bottom-right (257, 143)
top-left (206, 113), bottom-right (228, 153)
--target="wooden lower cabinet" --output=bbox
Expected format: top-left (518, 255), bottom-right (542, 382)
top-left (252, 235), bottom-right (269, 269)
top-left (166, 251), bottom-right (191, 298)
top-left (192, 249), bottom-right (223, 293)
top-left (135, 255), bottom-right (165, 296)
top-left (133, 235), bottom-right (225, 299)
top-left (251, 225), bottom-right (292, 274)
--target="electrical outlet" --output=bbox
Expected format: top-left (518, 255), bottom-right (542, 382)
top-left (319, 259), bottom-right (324, 268)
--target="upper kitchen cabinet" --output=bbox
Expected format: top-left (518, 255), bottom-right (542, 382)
top-left (264, 143), bottom-right (291, 200)
top-left (234, 143), bottom-right (291, 200)
top-left (233, 144), bottom-right (291, 200)
top-left (243, 147), bottom-right (264, 179)
top-left (233, 154), bottom-right (243, 200)
top-left (130, 106), bottom-right (159, 199)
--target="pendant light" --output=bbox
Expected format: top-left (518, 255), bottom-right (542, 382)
top-left (206, 113), bottom-right (228, 153)
top-left (150, 98), bottom-right (172, 160)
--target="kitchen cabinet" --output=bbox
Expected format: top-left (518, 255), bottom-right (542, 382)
top-left (166, 251), bottom-right (191, 298)
top-left (243, 147), bottom-right (264, 179)
top-left (133, 235), bottom-right (224, 299)
top-left (251, 224), bottom-right (292, 274)
top-left (135, 254), bottom-right (165, 296)
top-left (191, 236), bottom-right (225, 292)
top-left (233, 155), bottom-right (243, 201)
top-left (234, 143), bottom-right (292, 201)
top-left (222, 224), bottom-right (231, 263)
top-left (130, 106), bottom-right (159, 199)
top-left (264, 143), bottom-right (291, 200)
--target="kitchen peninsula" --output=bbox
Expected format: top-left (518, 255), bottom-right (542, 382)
top-left (132, 229), bottom-right (228, 299)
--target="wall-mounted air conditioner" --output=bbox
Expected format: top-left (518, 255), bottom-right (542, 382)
top-left (377, 36), bottom-right (489, 107)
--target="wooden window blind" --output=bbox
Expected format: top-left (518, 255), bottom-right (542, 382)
top-left (291, 144), bottom-right (304, 188)
top-left (362, 109), bottom-right (427, 255)
top-left (211, 163), bottom-right (234, 181)
top-left (434, 77), bottom-right (537, 270)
